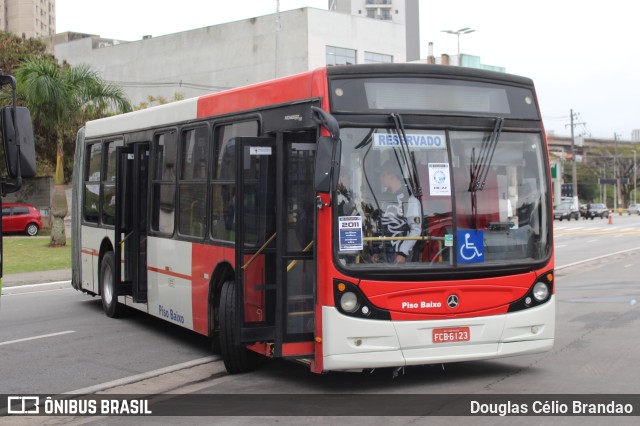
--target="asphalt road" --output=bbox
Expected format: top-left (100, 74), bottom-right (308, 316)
top-left (2, 216), bottom-right (640, 424)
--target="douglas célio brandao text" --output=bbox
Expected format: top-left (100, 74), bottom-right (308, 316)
top-left (470, 399), bottom-right (634, 416)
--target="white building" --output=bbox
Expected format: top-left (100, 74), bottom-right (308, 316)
top-left (329, 0), bottom-right (420, 61)
top-left (54, 7), bottom-right (408, 106)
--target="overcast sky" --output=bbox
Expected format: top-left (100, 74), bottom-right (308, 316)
top-left (56, 0), bottom-right (639, 140)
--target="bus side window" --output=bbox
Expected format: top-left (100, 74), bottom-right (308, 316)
top-left (151, 130), bottom-right (177, 235)
top-left (178, 126), bottom-right (208, 238)
top-left (84, 142), bottom-right (102, 223)
top-left (101, 139), bottom-right (123, 226)
top-left (210, 121), bottom-right (258, 242)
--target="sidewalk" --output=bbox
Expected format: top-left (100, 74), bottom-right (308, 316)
top-left (2, 269), bottom-right (72, 287)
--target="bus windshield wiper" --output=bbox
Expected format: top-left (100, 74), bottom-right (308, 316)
top-left (354, 129), bottom-right (375, 149)
top-left (469, 117), bottom-right (504, 229)
top-left (469, 117), bottom-right (504, 193)
top-left (390, 113), bottom-right (422, 201)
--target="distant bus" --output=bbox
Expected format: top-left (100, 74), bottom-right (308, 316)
top-left (71, 64), bottom-right (554, 374)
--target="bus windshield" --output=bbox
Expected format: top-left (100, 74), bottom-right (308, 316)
top-left (334, 126), bottom-right (550, 270)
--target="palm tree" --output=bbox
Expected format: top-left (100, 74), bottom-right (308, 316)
top-left (16, 58), bottom-right (132, 246)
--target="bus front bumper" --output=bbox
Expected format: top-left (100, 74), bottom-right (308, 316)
top-left (321, 298), bottom-right (555, 372)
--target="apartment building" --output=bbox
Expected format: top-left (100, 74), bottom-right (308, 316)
top-left (1, 0), bottom-right (56, 38)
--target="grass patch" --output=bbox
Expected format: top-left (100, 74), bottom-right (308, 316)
top-left (2, 236), bottom-right (71, 275)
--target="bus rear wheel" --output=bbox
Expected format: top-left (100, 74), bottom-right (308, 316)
top-left (219, 280), bottom-right (257, 374)
top-left (100, 251), bottom-right (122, 318)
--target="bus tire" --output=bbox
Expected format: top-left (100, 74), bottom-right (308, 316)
top-left (100, 251), bottom-right (122, 318)
top-left (219, 280), bottom-right (257, 374)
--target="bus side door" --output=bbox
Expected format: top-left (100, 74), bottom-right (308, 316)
top-left (115, 142), bottom-right (150, 302)
top-left (235, 133), bottom-right (316, 358)
top-left (235, 137), bottom-right (278, 342)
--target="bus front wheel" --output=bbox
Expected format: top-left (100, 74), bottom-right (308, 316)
top-left (100, 251), bottom-right (122, 318)
top-left (219, 280), bottom-right (257, 374)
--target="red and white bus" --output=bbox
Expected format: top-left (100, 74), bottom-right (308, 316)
top-left (71, 64), bottom-right (554, 374)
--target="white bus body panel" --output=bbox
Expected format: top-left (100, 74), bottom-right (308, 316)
top-left (85, 98), bottom-right (198, 138)
top-left (80, 225), bottom-right (110, 294)
top-left (322, 297), bottom-right (555, 371)
top-left (146, 236), bottom-right (194, 329)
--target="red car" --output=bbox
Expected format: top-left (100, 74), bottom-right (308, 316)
top-left (2, 203), bottom-right (43, 236)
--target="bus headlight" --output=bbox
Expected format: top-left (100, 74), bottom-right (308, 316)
top-left (507, 270), bottom-right (554, 313)
top-left (533, 282), bottom-right (550, 302)
top-left (340, 292), bottom-right (359, 313)
top-left (333, 279), bottom-right (391, 320)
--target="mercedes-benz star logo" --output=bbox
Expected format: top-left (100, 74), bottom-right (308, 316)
top-left (447, 294), bottom-right (459, 309)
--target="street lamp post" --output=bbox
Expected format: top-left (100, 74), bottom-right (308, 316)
top-left (441, 27), bottom-right (476, 57)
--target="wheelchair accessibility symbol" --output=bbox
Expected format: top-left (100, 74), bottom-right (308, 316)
top-left (457, 230), bottom-right (484, 264)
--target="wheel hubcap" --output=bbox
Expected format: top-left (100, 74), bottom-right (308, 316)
top-left (103, 267), bottom-right (113, 304)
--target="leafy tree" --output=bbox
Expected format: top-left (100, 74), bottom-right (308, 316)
top-left (0, 31), bottom-right (52, 173)
top-left (0, 31), bottom-right (48, 75)
top-left (15, 57), bottom-right (132, 246)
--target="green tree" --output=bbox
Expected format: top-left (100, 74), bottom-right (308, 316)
top-left (0, 31), bottom-right (52, 173)
top-left (0, 31), bottom-right (48, 75)
top-left (15, 58), bottom-right (132, 246)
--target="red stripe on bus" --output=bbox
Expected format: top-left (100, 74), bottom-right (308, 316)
top-left (81, 249), bottom-right (98, 256)
top-left (196, 69), bottom-right (325, 118)
top-left (147, 266), bottom-right (192, 281)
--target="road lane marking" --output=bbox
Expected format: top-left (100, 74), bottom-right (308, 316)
top-left (2, 288), bottom-right (73, 296)
top-left (556, 246), bottom-right (640, 270)
top-left (0, 330), bottom-right (76, 347)
top-left (1, 281), bottom-right (73, 296)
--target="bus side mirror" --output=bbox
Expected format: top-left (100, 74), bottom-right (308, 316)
top-left (2, 106), bottom-right (36, 179)
top-left (314, 136), bottom-right (338, 194)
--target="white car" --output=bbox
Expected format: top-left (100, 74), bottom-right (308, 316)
top-left (628, 204), bottom-right (640, 215)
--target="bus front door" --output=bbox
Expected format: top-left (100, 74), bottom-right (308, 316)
top-left (235, 134), bottom-right (316, 359)
top-left (235, 137), bottom-right (278, 344)
top-left (115, 143), bottom-right (150, 302)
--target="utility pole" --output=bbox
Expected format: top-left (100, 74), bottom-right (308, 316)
top-left (566, 109), bottom-right (585, 205)
top-left (570, 110), bottom-right (576, 204)
top-left (275, 0), bottom-right (281, 78)
top-left (614, 132), bottom-right (620, 211)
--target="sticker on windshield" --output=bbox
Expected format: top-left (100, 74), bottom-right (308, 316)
top-left (457, 230), bottom-right (484, 264)
top-left (372, 132), bottom-right (446, 150)
top-left (338, 216), bottom-right (363, 252)
top-left (428, 163), bottom-right (451, 196)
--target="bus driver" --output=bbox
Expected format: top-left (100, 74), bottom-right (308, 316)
top-left (374, 161), bottom-right (422, 263)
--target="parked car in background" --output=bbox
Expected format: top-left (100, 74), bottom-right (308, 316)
top-left (586, 203), bottom-right (610, 219)
top-left (628, 204), bottom-right (640, 215)
top-left (554, 202), bottom-right (580, 221)
top-left (1, 203), bottom-right (43, 236)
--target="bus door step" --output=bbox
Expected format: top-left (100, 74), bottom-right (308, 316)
top-left (240, 325), bottom-right (275, 342)
top-left (117, 281), bottom-right (132, 296)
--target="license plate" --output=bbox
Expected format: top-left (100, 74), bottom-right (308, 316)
top-left (432, 327), bottom-right (470, 343)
